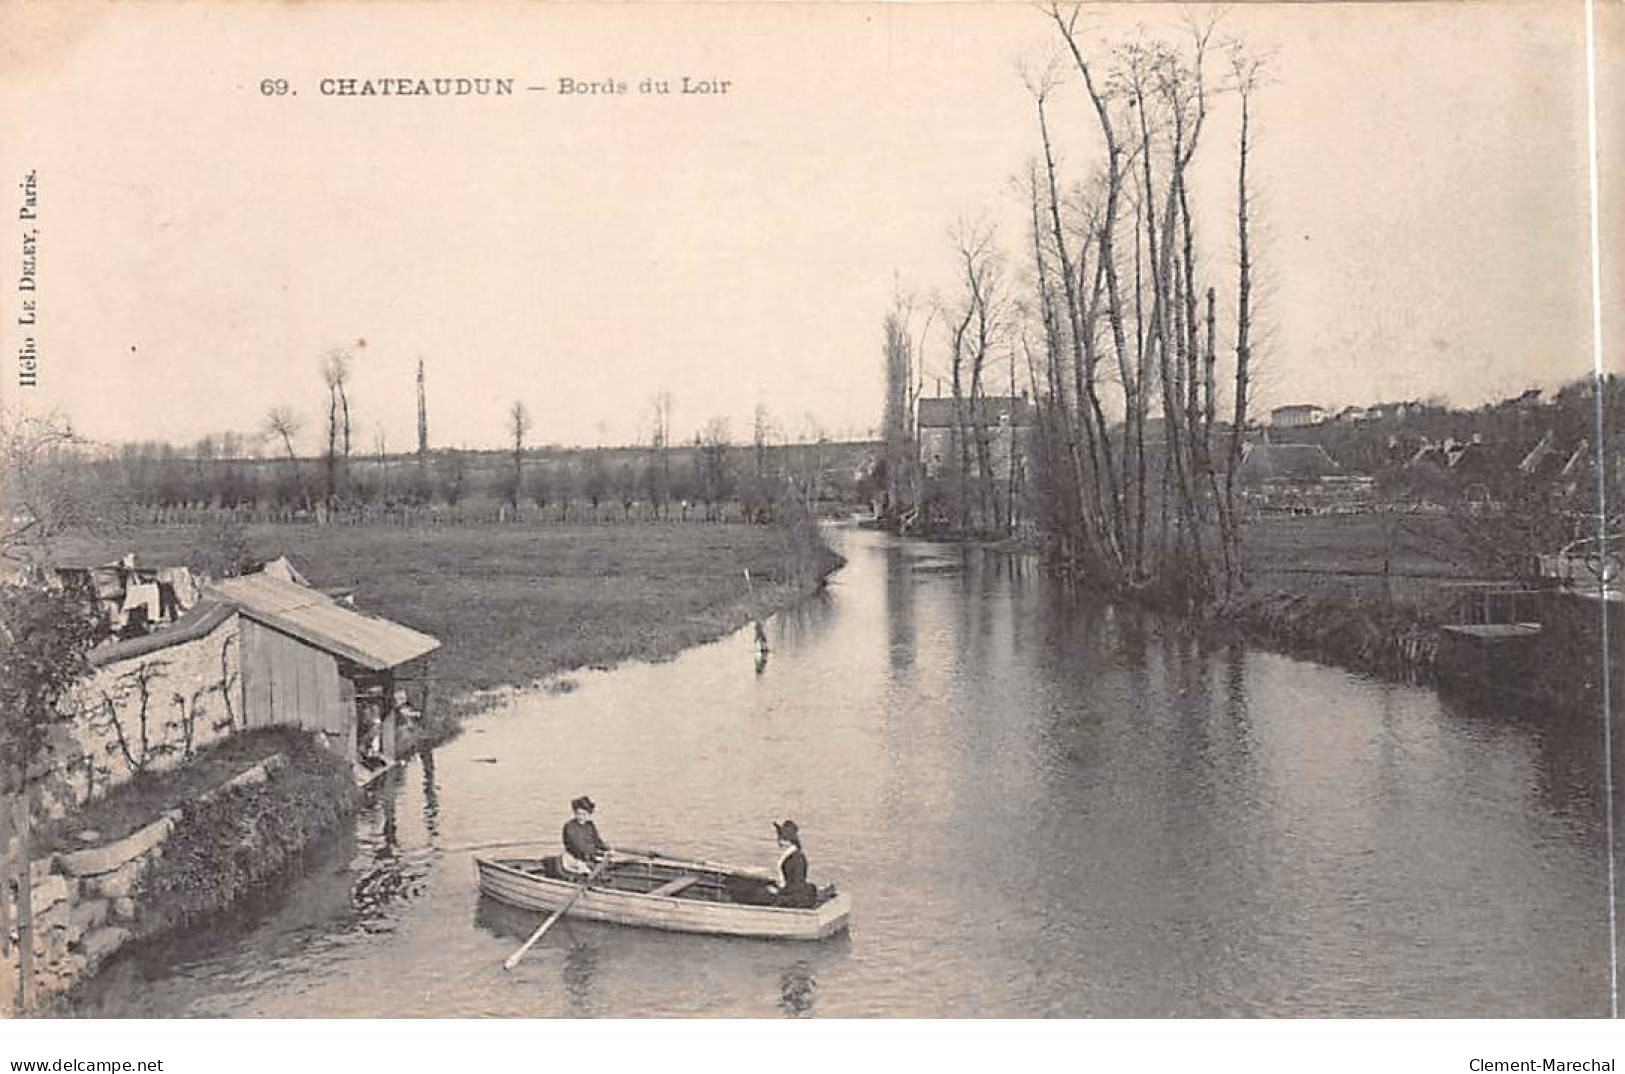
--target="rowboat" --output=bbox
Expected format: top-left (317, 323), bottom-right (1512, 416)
top-left (474, 850), bottom-right (852, 941)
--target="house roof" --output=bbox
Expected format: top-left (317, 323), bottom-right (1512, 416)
top-left (208, 573), bottom-right (440, 670)
top-left (88, 601), bottom-right (236, 668)
top-left (917, 396), bottom-right (1034, 429)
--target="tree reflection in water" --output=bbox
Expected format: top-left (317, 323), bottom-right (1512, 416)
top-left (561, 941), bottom-right (602, 1013)
top-left (778, 958), bottom-right (817, 1017)
top-left (350, 768), bottom-right (431, 931)
top-left (420, 749), bottom-right (441, 839)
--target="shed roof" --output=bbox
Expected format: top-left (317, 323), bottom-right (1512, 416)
top-left (88, 601), bottom-right (236, 668)
top-left (208, 574), bottom-right (440, 671)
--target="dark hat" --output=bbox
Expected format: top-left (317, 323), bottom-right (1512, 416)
top-left (571, 796), bottom-right (596, 813)
top-left (773, 819), bottom-right (800, 845)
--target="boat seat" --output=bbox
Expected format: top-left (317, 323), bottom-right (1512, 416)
top-left (647, 874), bottom-right (700, 898)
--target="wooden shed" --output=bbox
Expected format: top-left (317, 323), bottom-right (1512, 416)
top-left (208, 574), bottom-right (441, 774)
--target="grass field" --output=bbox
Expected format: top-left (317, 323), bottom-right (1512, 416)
top-left (1224, 512), bottom-right (1535, 686)
top-left (1242, 513), bottom-right (1469, 578)
top-left (58, 521), bottom-right (840, 729)
top-left (1240, 512), bottom-right (1489, 608)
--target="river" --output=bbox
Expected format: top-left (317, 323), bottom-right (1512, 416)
top-left (72, 527), bottom-right (1614, 1017)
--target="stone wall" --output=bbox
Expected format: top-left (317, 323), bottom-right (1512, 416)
top-left (43, 612), bottom-right (242, 816)
top-left (0, 754), bottom-right (286, 1013)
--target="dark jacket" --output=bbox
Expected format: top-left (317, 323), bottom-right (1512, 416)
top-left (563, 818), bottom-right (608, 862)
top-left (778, 848), bottom-right (816, 908)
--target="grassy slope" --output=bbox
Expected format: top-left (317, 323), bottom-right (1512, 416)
top-left (1228, 514), bottom-right (1497, 683)
top-left (34, 727), bottom-right (313, 853)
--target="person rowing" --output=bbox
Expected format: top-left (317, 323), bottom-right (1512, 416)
top-left (559, 795), bottom-right (612, 879)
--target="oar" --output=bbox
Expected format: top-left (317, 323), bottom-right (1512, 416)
top-left (449, 838), bottom-right (550, 855)
top-left (502, 856), bottom-right (609, 971)
top-left (453, 839), bottom-right (669, 858)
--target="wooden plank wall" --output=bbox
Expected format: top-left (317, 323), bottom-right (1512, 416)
top-left (240, 618), bottom-right (348, 747)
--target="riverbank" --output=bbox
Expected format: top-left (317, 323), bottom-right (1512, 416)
top-left (914, 511), bottom-right (1609, 714)
top-left (9, 521), bottom-right (839, 1013)
top-left (1226, 515), bottom-right (1613, 714)
top-left (56, 520), bottom-right (844, 745)
top-left (6, 728), bottom-right (356, 1014)
top-left (54, 525), bottom-right (1617, 1018)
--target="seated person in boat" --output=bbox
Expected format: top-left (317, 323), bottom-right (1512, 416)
top-left (560, 796), bottom-right (611, 878)
top-left (770, 820), bottom-right (817, 908)
top-left (728, 820), bottom-right (818, 908)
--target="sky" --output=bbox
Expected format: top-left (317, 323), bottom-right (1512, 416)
top-left (0, 1), bottom-right (1618, 454)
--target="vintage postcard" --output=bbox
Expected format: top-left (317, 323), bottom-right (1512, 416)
top-left (0, 0), bottom-right (1621, 1064)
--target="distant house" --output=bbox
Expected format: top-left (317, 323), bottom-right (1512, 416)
top-left (1335, 405), bottom-right (1369, 423)
top-left (1513, 431), bottom-right (1593, 484)
top-left (1367, 400), bottom-right (1420, 422)
top-left (916, 394), bottom-right (1034, 481)
top-left (1269, 404), bottom-right (1326, 428)
top-left (1518, 430), bottom-right (1557, 474)
top-left (1236, 442), bottom-right (1374, 513)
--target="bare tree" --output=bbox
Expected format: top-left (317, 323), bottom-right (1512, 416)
top-left (507, 401), bottom-right (531, 517)
top-left (649, 389), bottom-right (674, 517)
top-left (746, 403), bottom-right (779, 523)
top-left (698, 418), bottom-right (733, 521)
top-left (372, 424), bottom-right (389, 506)
top-left (881, 286), bottom-right (915, 526)
top-left (968, 6), bottom-right (1265, 606)
top-left (0, 408), bottom-right (117, 569)
top-left (262, 407), bottom-right (306, 510)
top-left (1224, 43), bottom-right (1265, 597)
top-left (416, 357), bottom-right (429, 466)
top-left (581, 451), bottom-right (608, 520)
top-left (1050, 4), bottom-right (1140, 558)
top-left (1026, 60), bottom-right (1121, 567)
top-left (436, 449), bottom-right (469, 510)
top-left (946, 219), bottom-right (1006, 532)
top-left (616, 461), bottom-right (638, 521)
top-left (320, 348), bottom-right (354, 505)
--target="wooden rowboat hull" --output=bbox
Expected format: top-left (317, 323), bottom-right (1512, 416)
top-left (474, 855), bottom-right (852, 941)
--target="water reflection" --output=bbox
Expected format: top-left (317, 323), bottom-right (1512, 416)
top-left (776, 588), bottom-right (836, 650)
top-left (778, 958), bottom-right (817, 1017)
top-left (350, 770), bottom-right (431, 932)
top-left (69, 529), bottom-right (1617, 1017)
top-left (884, 545), bottom-right (917, 676)
top-left (420, 750), bottom-right (441, 839)
top-left (561, 941), bottom-right (602, 1013)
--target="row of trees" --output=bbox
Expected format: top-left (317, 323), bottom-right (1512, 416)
top-left (80, 425), bottom-right (860, 524)
top-left (882, 6), bottom-right (1264, 609)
